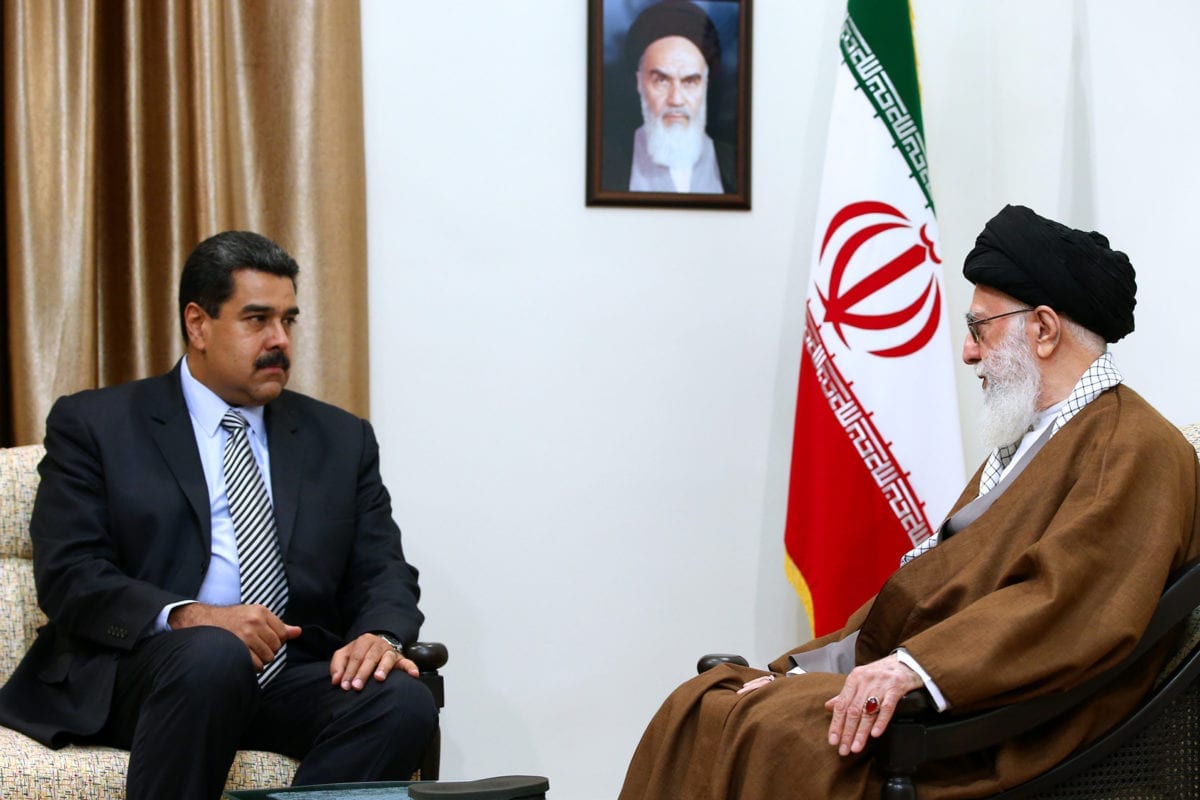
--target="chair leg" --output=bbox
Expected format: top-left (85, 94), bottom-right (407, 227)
top-left (420, 725), bottom-right (441, 781)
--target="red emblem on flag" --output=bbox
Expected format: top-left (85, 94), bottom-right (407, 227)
top-left (816, 201), bottom-right (942, 358)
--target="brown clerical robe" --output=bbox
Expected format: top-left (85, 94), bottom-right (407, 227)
top-left (620, 385), bottom-right (1200, 799)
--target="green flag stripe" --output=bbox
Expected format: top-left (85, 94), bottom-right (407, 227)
top-left (847, 0), bottom-right (924, 135)
top-left (840, 12), bottom-right (934, 211)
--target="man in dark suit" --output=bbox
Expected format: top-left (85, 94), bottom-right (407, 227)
top-left (0, 231), bottom-right (437, 800)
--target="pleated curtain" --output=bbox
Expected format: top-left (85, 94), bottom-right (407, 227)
top-left (2, 0), bottom-right (369, 446)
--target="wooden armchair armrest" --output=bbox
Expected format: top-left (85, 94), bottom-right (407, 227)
top-left (404, 641), bottom-right (448, 707)
top-left (403, 641), bottom-right (449, 781)
top-left (697, 654), bottom-right (750, 673)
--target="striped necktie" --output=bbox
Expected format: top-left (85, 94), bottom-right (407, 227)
top-left (221, 409), bottom-right (289, 686)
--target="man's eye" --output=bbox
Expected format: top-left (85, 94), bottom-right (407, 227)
top-left (283, 318), bottom-right (298, 328)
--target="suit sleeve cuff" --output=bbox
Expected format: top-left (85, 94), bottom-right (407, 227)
top-left (894, 648), bottom-right (950, 712)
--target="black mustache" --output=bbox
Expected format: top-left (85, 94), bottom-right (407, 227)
top-left (255, 351), bottom-right (290, 371)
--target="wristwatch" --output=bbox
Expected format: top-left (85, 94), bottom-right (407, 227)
top-left (378, 633), bottom-right (405, 655)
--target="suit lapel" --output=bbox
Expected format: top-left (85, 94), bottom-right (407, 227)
top-left (266, 395), bottom-right (303, 558)
top-left (147, 364), bottom-right (212, 551)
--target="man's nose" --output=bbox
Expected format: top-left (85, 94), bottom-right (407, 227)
top-left (962, 332), bottom-right (980, 365)
top-left (265, 319), bottom-right (290, 349)
top-left (667, 79), bottom-right (683, 107)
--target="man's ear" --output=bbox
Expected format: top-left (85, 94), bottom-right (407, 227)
top-left (184, 302), bottom-right (209, 352)
top-left (1032, 305), bottom-right (1061, 359)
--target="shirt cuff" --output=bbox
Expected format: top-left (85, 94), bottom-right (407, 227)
top-left (155, 600), bottom-right (197, 635)
top-left (894, 648), bottom-right (950, 712)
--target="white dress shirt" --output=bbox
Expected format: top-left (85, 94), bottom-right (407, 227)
top-left (152, 356), bottom-right (274, 632)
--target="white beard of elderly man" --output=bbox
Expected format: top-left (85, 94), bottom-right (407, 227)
top-left (975, 310), bottom-right (1043, 451)
top-left (631, 34), bottom-right (722, 193)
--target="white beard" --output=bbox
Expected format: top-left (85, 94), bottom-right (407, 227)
top-left (639, 93), bottom-right (707, 172)
top-left (977, 324), bottom-right (1042, 451)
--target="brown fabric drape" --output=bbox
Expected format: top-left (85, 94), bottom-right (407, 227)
top-left (2, 0), bottom-right (369, 446)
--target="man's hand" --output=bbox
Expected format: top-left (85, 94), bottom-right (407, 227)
top-left (168, 602), bottom-right (301, 673)
top-left (330, 633), bottom-right (419, 691)
top-left (824, 653), bottom-right (923, 756)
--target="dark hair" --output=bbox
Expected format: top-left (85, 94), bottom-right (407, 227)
top-left (178, 231), bottom-right (300, 341)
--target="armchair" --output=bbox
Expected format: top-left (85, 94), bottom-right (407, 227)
top-left (0, 444), bottom-right (448, 797)
top-left (877, 555), bottom-right (1200, 799)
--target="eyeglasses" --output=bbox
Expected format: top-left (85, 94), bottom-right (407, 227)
top-left (966, 308), bottom-right (1034, 344)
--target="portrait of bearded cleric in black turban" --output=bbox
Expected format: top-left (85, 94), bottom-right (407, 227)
top-left (586, 0), bottom-right (751, 209)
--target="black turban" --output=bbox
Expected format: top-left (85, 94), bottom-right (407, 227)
top-left (626, 0), bottom-right (722, 69)
top-left (962, 204), bottom-right (1137, 343)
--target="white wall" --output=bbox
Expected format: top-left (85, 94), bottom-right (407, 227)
top-left (361, 1), bottom-right (1197, 797)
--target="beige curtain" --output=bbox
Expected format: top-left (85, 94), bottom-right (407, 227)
top-left (3, 0), bottom-right (369, 446)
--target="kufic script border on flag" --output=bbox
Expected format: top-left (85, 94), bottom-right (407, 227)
top-left (841, 16), bottom-right (932, 209)
top-left (803, 303), bottom-right (933, 549)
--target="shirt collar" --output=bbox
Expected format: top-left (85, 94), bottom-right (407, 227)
top-left (180, 356), bottom-right (268, 442)
top-left (1032, 398), bottom-right (1067, 434)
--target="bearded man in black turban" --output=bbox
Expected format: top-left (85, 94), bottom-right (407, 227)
top-left (600, 0), bottom-right (735, 194)
top-left (618, 206), bottom-right (1199, 800)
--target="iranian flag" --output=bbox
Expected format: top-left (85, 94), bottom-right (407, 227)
top-left (784, 0), bottom-right (964, 636)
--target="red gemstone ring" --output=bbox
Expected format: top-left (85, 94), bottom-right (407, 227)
top-left (864, 696), bottom-right (880, 715)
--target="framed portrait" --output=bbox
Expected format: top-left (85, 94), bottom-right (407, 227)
top-left (586, 0), bottom-right (752, 210)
